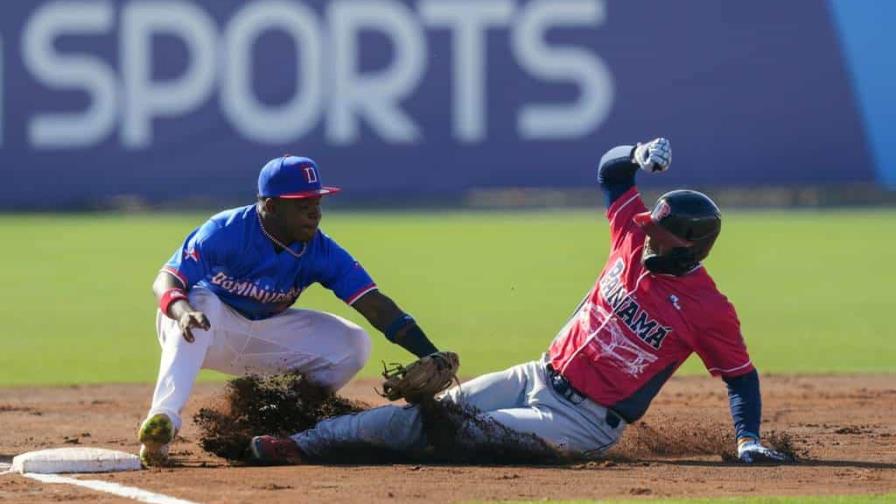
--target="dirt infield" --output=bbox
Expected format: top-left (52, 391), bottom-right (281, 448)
top-left (1, 375), bottom-right (894, 503)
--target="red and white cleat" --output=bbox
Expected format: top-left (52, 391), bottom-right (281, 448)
top-left (249, 435), bottom-right (304, 465)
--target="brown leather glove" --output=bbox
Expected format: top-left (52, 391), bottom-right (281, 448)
top-left (377, 351), bottom-right (460, 404)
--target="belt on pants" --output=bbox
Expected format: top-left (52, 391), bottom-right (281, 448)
top-left (545, 364), bottom-right (622, 429)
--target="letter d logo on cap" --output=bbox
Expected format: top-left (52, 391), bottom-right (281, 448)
top-left (303, 166), bottom-right (318, 184)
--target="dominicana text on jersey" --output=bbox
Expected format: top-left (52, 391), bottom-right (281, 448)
top-left (162, 205), bottom-right (376, 321)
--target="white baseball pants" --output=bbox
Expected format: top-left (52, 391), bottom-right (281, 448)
top-left (293, 357), bottom-right (626, 459)
top-left (146, 287), bottom-right (371, 430)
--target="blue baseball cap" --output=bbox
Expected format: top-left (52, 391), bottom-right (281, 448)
top-left (257, 156), bottom-right (341, 199)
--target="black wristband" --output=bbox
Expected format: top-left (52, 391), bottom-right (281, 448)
top-left (395, 324), bottom-right (438, 358)
top-left (384, 314), bottom-right (415, 342)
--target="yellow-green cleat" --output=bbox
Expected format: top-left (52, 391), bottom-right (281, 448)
top-left (138, 413), bottom-right (176, 467)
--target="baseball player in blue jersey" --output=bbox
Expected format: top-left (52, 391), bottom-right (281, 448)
top-left (138, 156), bottom-right (444, 467)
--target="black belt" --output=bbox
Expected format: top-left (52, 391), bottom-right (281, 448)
top-left (546, 364), bottom-right (622, 429)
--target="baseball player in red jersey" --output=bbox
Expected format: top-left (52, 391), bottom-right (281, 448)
top-left (249, 138), bottom-right (789, 465)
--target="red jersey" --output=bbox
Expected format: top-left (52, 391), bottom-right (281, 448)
top-left (548, 188), bottom-right (753, 422)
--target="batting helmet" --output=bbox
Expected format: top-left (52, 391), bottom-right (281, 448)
top-left (633, 190), bottom-right (722, 275)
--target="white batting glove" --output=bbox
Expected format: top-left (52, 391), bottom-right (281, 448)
top-left (633, 138), bottom-right (671, 173)
top-left (737, 438), bottom-right (791, 464)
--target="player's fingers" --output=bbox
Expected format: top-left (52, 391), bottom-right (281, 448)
top-left (182, 325), bottom-right (195, 343)
top-left (197, 313), bottom-right (211, 330)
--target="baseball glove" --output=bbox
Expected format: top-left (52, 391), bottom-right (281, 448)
top-left (377, 351), bottom-right (460, 404)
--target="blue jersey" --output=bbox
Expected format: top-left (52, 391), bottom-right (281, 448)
top-left (162, 204), bottom-right (376, 320)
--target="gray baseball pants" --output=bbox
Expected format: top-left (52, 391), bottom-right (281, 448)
top-left (292, 357), bottom-right (626, 459)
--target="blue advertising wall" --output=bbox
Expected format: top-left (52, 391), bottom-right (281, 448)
top-left (0, 0), bottom-right (890, 209)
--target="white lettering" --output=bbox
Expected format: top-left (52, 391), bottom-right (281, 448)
top-left (512, 0), bottom-right (613, 139)
top-left (22, 1), bottom-right (117, 148)
top-left (221, 0), bottom-right (323, 144)
top-left (420, 0), bottom-right (513, 143)
top-left (16, 0), bottom-right (615, 148)
top-left (327, 0), bottom-right (426, 144)
top-left (121, 1), bottom-right (217, 149)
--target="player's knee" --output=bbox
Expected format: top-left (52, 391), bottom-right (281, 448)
top-left (362, 405), bottom-right (425, 450)
top-left (319, 325), bottom-right (370, 391)
top-left (343, 325), bottom-right (371, 373)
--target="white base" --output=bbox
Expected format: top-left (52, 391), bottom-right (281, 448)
top-left (11, 448), bottom-right (141, 474)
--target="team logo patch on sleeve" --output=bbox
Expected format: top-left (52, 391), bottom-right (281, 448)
top-left (184, 247), bottom-right (200, 262)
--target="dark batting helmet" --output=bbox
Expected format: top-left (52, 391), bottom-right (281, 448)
top-left (633, 190), bottom-right (722, 275)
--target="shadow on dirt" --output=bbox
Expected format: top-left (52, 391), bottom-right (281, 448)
top-left (661, 459), bottom-right (896, 470)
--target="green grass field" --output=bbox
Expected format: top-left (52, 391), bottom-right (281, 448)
top-left (0, 209), bottom-right (893, 386)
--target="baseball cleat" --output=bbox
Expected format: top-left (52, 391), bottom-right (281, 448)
top-left (138, 413), bottom-right (176, 467)
top-left (249, 435), bottom-right (303, 465)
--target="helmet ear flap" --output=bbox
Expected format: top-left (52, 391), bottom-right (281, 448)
top-left (643, 246), bottom-right (700, 276)
top-left (689, 232), bottom-right (719, 262)
top-left (637, 190), bottom-right (722, 275)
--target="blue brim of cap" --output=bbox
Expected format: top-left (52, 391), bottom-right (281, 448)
top-left (275, 186), bottom-right (342, 199)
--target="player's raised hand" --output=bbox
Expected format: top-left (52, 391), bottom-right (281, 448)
top-left (177, 311), bottom-right (211, 343)
top-left (737, 437), bottom-right (792, 464)
top-left (633, 138), bottom-right (671, 173)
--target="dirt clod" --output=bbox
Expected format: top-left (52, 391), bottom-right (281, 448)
top-left (194, 373), bottom-right (367, 461)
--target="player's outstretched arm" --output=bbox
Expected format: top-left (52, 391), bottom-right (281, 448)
top-left (351, 290), bottom-right (439, 358)
top-left (597, 138), bottom-right (671, 208)
top-left (152, 271), bottom-right (210, 343)
top-left (723, 370), bottom-right (791, 464)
